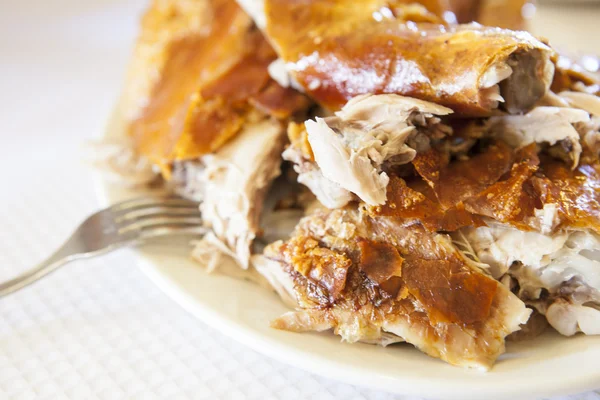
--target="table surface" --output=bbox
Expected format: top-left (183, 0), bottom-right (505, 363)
top-left (0, 1), bottom-right (599, 399)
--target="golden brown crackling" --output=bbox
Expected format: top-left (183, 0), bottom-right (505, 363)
top-left (402, 257), bottom-right (498, 325)
top-left (452, 145), bottom-right (600, 232)
top-left (265, 209), bottom-right (516, 368)
top-left (267, 211), bottom-right (508, 340)
top-left (537, 158), bottom-right (600, 233)
top-left (356, 235), bottom-right (498, 326)
top-left (280, 236), bottom-right (352, 301)
top-left (370, 176), bottom-right (482, 231)
top-left (357, 238), bottom-right (404, 285)
top-left (249, 82), bottom-right (313, 120)
top-left (118, 0), bottom-right (227, 121)
top-left (129, 0), bottom-right (252, 171)
top-left (173, 96), bottom-right (246, 161)
top-left (367, 224), bottom-right (499, 326)
top-left (275, 216), bottom-right (502, 328)
top-left (464, 144), bottom-right (540, 228)
top-left (413, 141), bottom-right (514, 208)
top-left (130, 28), bottom-right (272, 167)
top-left (376, 140), bottom-right (599, 233)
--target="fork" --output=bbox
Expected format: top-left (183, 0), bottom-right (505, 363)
top-left (0, 196), bottom-right (205, 297)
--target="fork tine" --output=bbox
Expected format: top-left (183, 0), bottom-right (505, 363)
top-left (118, 217), bottom-right (205, 234)
top-left (111, 196), bottom-right (199, 212)
top-left (116, 207), bottom-right (201, 223)
top-left (0, 196), bottom-right (207, 297)
top-left (139, 225), bottom-right (208, 239)
top-left (112, 196), bottom-right (204, 239)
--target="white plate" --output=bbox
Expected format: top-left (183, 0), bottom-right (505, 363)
top-left (97, 174), bottom-right (600, 399)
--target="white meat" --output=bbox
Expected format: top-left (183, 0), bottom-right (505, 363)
top-left (282, 146), bottom-right (354, 209)
top-left (559, 91), bottom-right (600, 116)
top-left (193, 119), bottom-right (286, 268)
top-left (487, 106), bottom-right (589, 167)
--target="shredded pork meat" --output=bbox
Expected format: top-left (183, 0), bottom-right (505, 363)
top-left (459, 223), bottom-right (600, 336)
top-left (486, 107), bottom-right (589, 168)
top-left (284, 94), bottom-right (452, 207)
top-left (191, 119), bottom-right (287, 269)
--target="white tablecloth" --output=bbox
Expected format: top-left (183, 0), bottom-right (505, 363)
top-left (0, 1), bottom-right (599, 399)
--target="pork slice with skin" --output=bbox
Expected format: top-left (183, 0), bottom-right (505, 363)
top-left (261, 206), bottom-right (531, 370)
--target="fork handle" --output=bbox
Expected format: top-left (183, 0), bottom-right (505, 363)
top-left (0, 246), bottom-right (75, 297)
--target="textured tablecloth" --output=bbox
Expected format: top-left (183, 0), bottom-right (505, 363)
top-left (1, 1), bottom-right (599, 399)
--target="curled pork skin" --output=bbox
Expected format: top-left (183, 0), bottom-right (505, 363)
top-left (122, 0), bottom-right (309, 174)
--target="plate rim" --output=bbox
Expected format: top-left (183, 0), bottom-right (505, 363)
top-left (133, 252), bottom-right (600, 400)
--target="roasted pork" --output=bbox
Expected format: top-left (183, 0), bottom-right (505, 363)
top-left (261, 206), bottom-right (531, 370)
